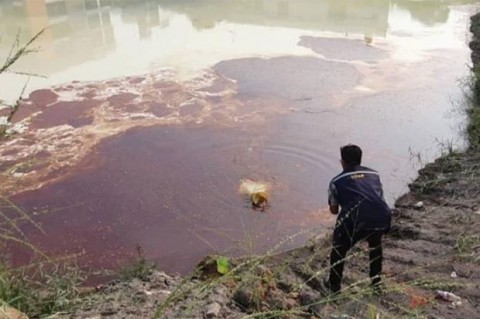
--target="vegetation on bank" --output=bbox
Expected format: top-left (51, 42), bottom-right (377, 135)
top-left (0, 28), bottom-right (86, 318)
top-left (0, 262), bottom-right (84, 317)
top-left (0, 29), bottom-right (44, 137)
top-left (469, 12), bottom-right (480, 150)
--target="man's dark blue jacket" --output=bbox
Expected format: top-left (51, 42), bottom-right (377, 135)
top-left (328, 165), bottom-right (391, 232)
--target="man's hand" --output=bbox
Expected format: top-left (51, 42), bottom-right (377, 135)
top-left (329, 205), bottom-right (339, 215)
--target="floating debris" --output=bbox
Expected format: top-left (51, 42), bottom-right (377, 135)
top-left (239, 179), bottom-right (270, 210)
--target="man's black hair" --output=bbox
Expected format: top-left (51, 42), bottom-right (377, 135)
top-left (340, 144), bottom-right (362, 166)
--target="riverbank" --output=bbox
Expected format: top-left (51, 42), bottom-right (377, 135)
top-left (45, 150), bottom-right (480, 319)
top-left (36, 14), bottom-right (480, 319)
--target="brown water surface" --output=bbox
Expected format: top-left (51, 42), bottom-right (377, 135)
top-left (0, 0), bottom-right (478, 275)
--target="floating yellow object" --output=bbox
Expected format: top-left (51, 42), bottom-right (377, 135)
top-left (251, 191), bottom-right (268, 208)
top-left (239, 179), bottom-right (270, 209)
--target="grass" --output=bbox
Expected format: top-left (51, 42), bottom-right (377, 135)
top-left (466, 101), bottom-right (480, 150)
top-left (455, 234), bottom-right (480, 262)
top-left (0, 28), bottom-right (45, 137)
top-left (0, 196), bottom-right (46, 258)
top-left (149, 228), bottom-right (443, 319)
top-left (461, 62), bottom-right (480, 151)
top-left (0, 261), bottom-right (85, 317)
top-left (0, 28), bottom-right (90, 318)
top-left (119, 244), bottom-right (156, 281)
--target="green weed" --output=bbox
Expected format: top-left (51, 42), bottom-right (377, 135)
top-left (455, 234), bottom-right (480, 262)
top-left (0, 28), bottom-right (45, 138)
top-left (0, 261), bottom-right (85, 317)
top-left (119, 244), bottom-right (157, 281)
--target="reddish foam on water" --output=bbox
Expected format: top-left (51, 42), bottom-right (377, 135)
top-left (2, 67), bottom-right (335, 277)
top-left (1, 70), bottom-right (289, 197)
top-left (1, 46), bottom-right (467, 278)
top-left (6, 89), bottom-right (59, 122)
top-left (31, 100), bottom-right (100, 129)
top-left (8, 124), bottom-right (334, 274)
top-left (28, 89), bottom-right (59, 107)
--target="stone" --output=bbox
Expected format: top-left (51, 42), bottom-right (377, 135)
top-left (413, 201), bottom-right (424, 209)
top-left (232, 286), bottom-right (254, 309)
top-left (209, 293), bottom-right (228, 306)
top-left (128, 278), bottom-right (144, 289)
top-left (205, 302), bottom-right (221, 318)
top-left (99, 303), bottom-right (118, 316)
top-left (277, 279), bottom-right (293, 292)
top-left (255, 265), bottom-right (272, 277)
top-left (298, 289), bottom-right (317, 306)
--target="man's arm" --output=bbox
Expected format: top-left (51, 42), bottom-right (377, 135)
top-left (328, 182), bottom-right (339, 215)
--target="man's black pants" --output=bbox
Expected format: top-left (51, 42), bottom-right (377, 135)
top-left (328, 228), bottom-right (384, 292)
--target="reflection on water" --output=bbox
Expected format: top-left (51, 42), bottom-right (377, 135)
top-left (158, 0), bottom-right (390, 35)
top-left (0, 0), bottom-right (478, 102)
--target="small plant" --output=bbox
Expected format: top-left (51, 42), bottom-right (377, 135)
top-left (455, 234), bottom-right (480, 261)
top-left (367, 303), bottom-right (379, 319)
top-left (119, 244), bottom-right (156, 281)
top-left (0, 28), bottom-right (45, 137)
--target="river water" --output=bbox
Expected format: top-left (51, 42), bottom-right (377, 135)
top-left (0, 0), bottom-right (478, 274)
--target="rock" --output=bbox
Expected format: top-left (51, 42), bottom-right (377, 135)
top-left (255, 265), bottom-right (272, 277)
top-left (285, 298), bottom-right (298, 310)
top-left (469, 39), bottom-right (480, 51)
top-left (128, 278), bottom-right (144, 289)
top-left (208, 292), bottom-right (229, 306)
top-left (436, 290), bottom-right (461, 302)
top-left (413, 201), bottom-right (424, 209)
top-left (388, 223), bottom-right (420, 240)
top-left (142, 289), bottom-right (154, 296)
top-left (266, 291), bottom-right (288, 310)
top-left (277, 279), bottom-right (293, 292)
top-left (0, 305), bottom-right (28, 319)
top-left (213, 286), bottom-right (227, 295)
top-left (471, 13), bottom-right (480, 35)
top-left (205, 302), bottom-right (221, 318)
top-left (99, 303), bottom-right (118, 316)
top-left (150, 270), bottom-right (172, 287)
top-left (298, 289), bottom-right (316, 306)
top-left (232, 286), bottom-right (254, 309)
top-left (78, 286), bottom-right (97, 296)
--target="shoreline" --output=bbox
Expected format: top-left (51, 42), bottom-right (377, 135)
top-left (55, 151), bottom-right (479, 319)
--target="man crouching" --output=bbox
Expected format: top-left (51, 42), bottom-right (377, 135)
top-left (326, 144), bottom-right (392, 294)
